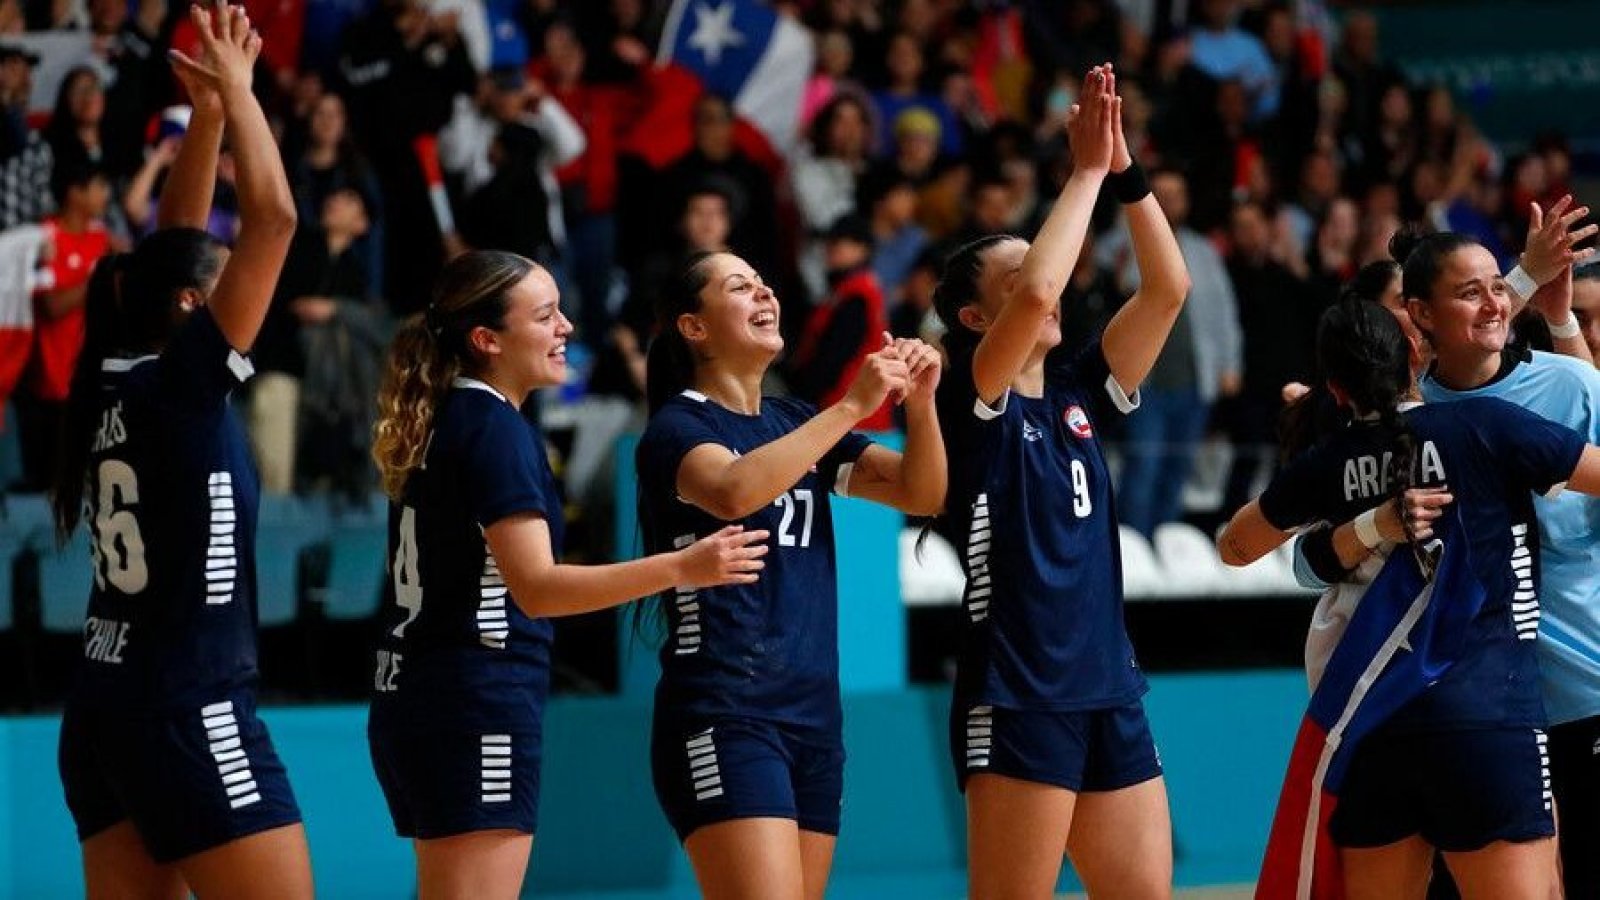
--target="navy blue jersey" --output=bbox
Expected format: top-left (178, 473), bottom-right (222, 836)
top-left (370, 378), bottom-right (560, 710)
top-left (938, 337), bottom-right (1146, 711)
top-left (1259, 397), bottom-right (1585, 731)
top-left (73, 309), bottom-right (261, 710)
top-left (636, 391), bottom-right (872, 732)
top-left (938, 338), bottom-right (1147, 711)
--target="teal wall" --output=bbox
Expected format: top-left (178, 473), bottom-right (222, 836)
top-left (0, 672), bottom-right (1306, 899)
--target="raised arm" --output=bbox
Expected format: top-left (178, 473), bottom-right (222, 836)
top-left (1510, 196), bottom-right (1598, 364)
top-left (678, 351), bottom-right (906, 521)
top-left (844, 337), bottom-right (947, 516)
top-left (160, 47), bottom-right (225, 230)
top-left (486, 520), bottom-right (768, 618)
top-left (1099, 90), bottom-right (1190, 396)
top-left (170, 1), bottom-right (297, 352)
top-left (970, 65), bottom-right (1113, 405)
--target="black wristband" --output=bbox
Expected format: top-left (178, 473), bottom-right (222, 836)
top-left (1108, 162), bottom-right (1151, 204)
top-left (1299, 526), bottom-right (1353, 585)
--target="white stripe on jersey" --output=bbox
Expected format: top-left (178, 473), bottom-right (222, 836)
top-left (671, 533), bottom-right (703, 655)
top-left (204, 472), bottom-right (237, 605)
top-left (481, 734), bottom-right (513, 803)
top-left (965, 494), bottom-right (993, 623)
top-left (202, 700), bottom-right (260, 809)
top-left (477, 554), bottom-right (510, 649)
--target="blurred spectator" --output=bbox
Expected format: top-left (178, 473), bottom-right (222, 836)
top-left (537, 18), bottom-right (627, 344)
top-left (250, 188), bottom-right (380, 496)
top-left (1187, 77), bottom-right (1259, 231)
top-left (888, 245), bottom-right (942, 347)
top-left (1218, 200), bottom-right (1318, 514)
top-left (335, 0), bottom-right (476, 314)
top-left (14, 160), bottom-right (110, 490)
top-left (1330, 10), bottom-right (1404, 154)
top-left (659, 93), bottom-right (778, 277)
top-left (871, 32), bottom-right (961, 159)
top-left (572, 0), bottom-right (655, 86)
top-left (0, 44), bottom-right (51, 229)
top-left (1307, 195), bottom-right (1360, 297)
top-left (42, 66), bottom-right (104, 173)
top-left (1282, 149), bottom-right (1341, 251)
top-left (441, 68), bottom-right (585, 288)
top-left (84, 0), bottom-right (168, 180)
top-left (1188, 0), bottom-right (1279, 120)
top-left (953, 173), bottom-right (1014, 245)
top-left (793, 91), bottom-right (875, 296)
top-left (288, 92), bottom-right (384, 296)
top-left (124, 139), bottom-right (240, 242)
top-left (1111, 169), bottom-right (1241, 538)
top-left (596, 177), bottom-right (736, 405)
top-left (1021, 0), bottom-right (1122, 88)
top-left (801, 28), bottom-right (857, 127)
top-left (787, 213), bottom-right (891, 430)
top-left (860, 167), bottom-right (926, 305)
top-left (1358, 81), bottom-right (1416, 191)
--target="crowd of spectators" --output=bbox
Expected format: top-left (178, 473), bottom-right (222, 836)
top-left (0, 0), bottom-right (1584, 547)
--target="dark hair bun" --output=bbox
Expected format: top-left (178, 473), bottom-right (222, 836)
top-left (1387, 223), bottom-right (1430, 266)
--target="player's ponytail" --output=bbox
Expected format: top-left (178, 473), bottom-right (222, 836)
top-left (645, 250), bottom-right (719, 416)
top-left (373, 250), bottom-right (533, 500)
top-left (51, 227), bottom-right (224, 540)
top-left (52, 252), bottom-right (128, 540)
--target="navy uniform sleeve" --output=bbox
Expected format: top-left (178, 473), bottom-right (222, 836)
top-left (637, 401), bottom-right (727, 499)
top-left (462, 405), bottom-right (557, 528)
top-left (155, 308), bottom-right (255, 410)
top-left (1475, 399), bottom-right (1588, 498)
top-left (1258, 444), bottom-right (1340, 531)
top-left (822, 431), bottom-right (873, 497)
top-left (1047, 335), bottom-right (1140, 420)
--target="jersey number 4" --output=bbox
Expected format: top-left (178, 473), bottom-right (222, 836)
top-left (774, 489), bottom-right (815, 548)
top-left (91, 459), bottom-right (148, 594)
top-left (391, 506), bottom-right (423, 637)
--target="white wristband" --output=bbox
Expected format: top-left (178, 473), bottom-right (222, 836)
top-left (1505, 264), bottom-right (1540, 301)
top-left (1353, 508), bottom-right (1384, 550)
top-left (1548, 314), bottom-right (1581, 340)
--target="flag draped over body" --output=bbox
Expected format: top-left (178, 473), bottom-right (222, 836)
top-left (1257, 510), bottom-right (1488, 900)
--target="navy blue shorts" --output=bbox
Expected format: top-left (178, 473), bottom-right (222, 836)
top-left (652, 713), bottom-right (844, 841)
top-left (950, 699), bottom-right (1162, 793)
top-left (1330, 726), bottom-right (1555, 852)
top-left (368, 699), bottom-right (543, 840)
top-left (58, 689), bottom-right (302, 864)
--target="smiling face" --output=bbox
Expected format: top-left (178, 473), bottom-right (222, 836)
top-left (1407, 244), bottom-right (1510, 364)
top-left (472, 268), bottom-right (571, 393)
top-left (680, 252), bottom-right (783, 364)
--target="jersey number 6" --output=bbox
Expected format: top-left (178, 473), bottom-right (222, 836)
top-left (91, 459), bottom-right (149, 594)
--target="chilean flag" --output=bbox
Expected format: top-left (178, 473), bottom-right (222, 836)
top-left (1257, 510), bottom-right (1487, 900)
top-left (653, 0), bottom-right (813, 159)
